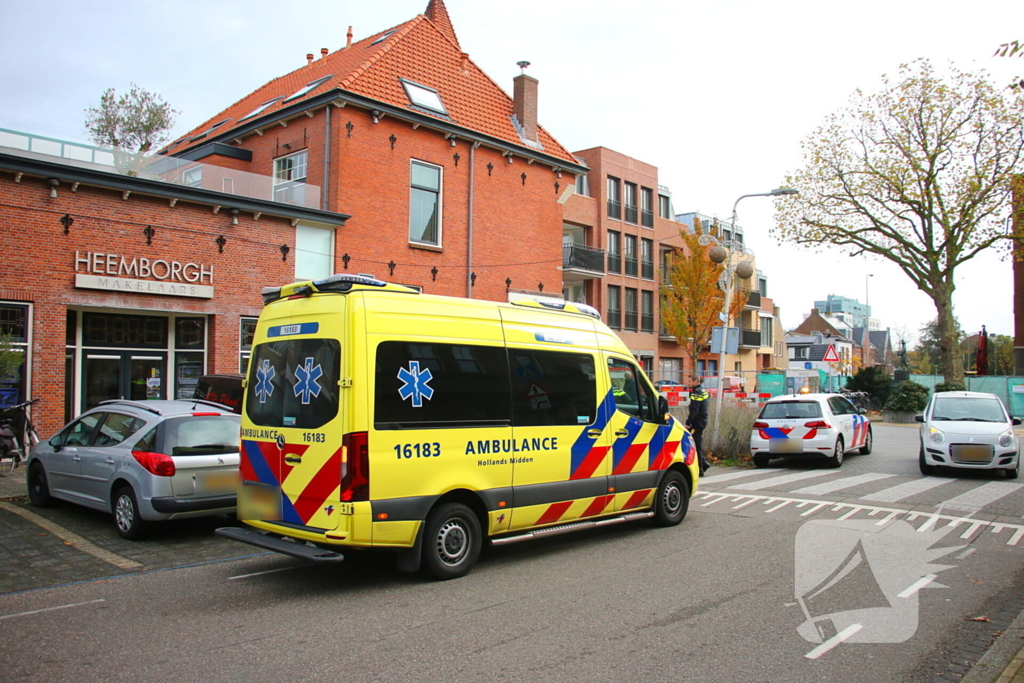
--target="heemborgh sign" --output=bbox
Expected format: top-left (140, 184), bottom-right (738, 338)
top-left (73, 251), bottom-right (215, 299)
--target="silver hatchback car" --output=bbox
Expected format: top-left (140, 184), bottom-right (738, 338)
top-left (26, 399), bottom-right (241, 539)
top-left (916, 391), bottom-right (1021, 478)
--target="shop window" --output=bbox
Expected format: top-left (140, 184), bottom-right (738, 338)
top-left (0, 302), bottom-right (29, 409)
top-left (175, 318), bottom-right (205, 349)
top-left (240, 317), bottom-right (258, 374)
top-left (83, 313), bottom-right (167, 347)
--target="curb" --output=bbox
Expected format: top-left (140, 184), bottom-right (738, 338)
top-left (963, 607), bottom-right (1024, 683)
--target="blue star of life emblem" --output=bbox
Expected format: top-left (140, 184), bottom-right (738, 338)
top-left (293, 357), bottom-right (323, 405)
top-left (254, 359), bottom-right (276, 404)
top-left (398, 361), bottom-right (434, 408)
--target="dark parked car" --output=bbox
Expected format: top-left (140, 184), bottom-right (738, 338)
top-left (193, 374), bottom-right (244, 414)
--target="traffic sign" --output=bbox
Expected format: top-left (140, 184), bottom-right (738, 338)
top-left (822, 345), bottom-right (840, 362)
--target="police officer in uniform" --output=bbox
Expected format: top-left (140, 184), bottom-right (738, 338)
top-left (685, 373), bottom-right (711, 475)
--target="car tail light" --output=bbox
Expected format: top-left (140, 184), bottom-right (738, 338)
top-left (753, 421), bottom-right (769, 429)
top-left (340, 431), bottom-right (369, 502)
top-left (191, 412), bottom-right (221, 417)
top-left (131, 450), bottom-right (176, 477)
top-left (804, 421), bottom-right (831, 429)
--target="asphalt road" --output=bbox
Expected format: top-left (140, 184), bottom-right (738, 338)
top-left (1, 423), bottom-right (1023, 682)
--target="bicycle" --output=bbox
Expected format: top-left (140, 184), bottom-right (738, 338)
top-left (0, 398), bottom-right (40, 477)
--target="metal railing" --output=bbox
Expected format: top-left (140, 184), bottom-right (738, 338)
top-left (607, 199), bottom-right (621, 219)
top-left (641, 313), bottom-right (654, 332)
top-left (624, 311), bottom-right (638, 331)
top-left (607, 308), bottom-right (622, 329)
top-left (624, 256), bottom-right (638, 277)
top-left (624, 205), bottom-right (638, 224)
top-left (641, 259), bottom-right (654, 280)
top-left (562, 243), bottom-right (605, 273)
top-left (740, 329), bottom-right (762, 347)
top-left (607, 252), bottom-right (622, 274)
top-left (746, 291), bottom-right (762, 308)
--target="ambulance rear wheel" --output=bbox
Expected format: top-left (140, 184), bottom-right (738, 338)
top-left (652, 470), bottom-right (689, 527)
top-left (421, 502), bottom-right (482, 580)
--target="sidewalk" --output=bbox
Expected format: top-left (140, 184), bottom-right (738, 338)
top-left (0, 463), bottom-right (26, 500)
top-left (963, 608), bottom-right (1024, 683)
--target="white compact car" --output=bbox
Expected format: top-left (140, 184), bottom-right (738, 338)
top-left (750, 393), bottom-right (872, 469)
top-left (916, 391), bottom-right (1021, 478)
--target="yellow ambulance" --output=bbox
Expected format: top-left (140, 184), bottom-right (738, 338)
top-left (218, 274), bottom-right (698, 579)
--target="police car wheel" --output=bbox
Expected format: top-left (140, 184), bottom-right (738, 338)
top-left (652, 470), bottom-right (689, 527)
top-left (753, 455), bottom-right (770, 469)
top-left (858, 428), bottom-right (873, 455)
top-left (113, 486), bottom-right (150, 540)
top-left (421, 503), bottom-right (481, 580)
top-left (828, 437), bottom-right (845, 469)
top-left (27, 462), bottom-right (55, 507)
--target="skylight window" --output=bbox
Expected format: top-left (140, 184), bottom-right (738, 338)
top-left (240, 97), bottom-right (283, 122)
top-left (284, 76), bottom-right (333, 103)
top-left (400, 79), bottom-right (447, 115)
top-left (371, 31), bottom-right (395, 45)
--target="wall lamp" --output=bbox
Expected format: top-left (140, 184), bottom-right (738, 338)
top-left (230, 208), bottom-right (240, 225)
top-left (48, 178), bottom-right (60, 198)
top-left (371, 110), bottom-right (382, 124)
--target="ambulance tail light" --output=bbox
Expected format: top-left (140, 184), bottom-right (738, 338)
top-left (340, 431), bottom-right (370, 502)
top-left (804, 420), bottom-right (831, 429)
top-left (131, 451), bottom-right (176, 477)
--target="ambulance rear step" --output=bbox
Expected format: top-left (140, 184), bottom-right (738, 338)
top-left (491, 511), bottom-right (654, 546)
top-left (216, 527), bottom-right (345, 562)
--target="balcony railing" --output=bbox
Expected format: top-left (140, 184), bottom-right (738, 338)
top-left (624, 311), bottom-right (638, 331)
top-left (641, 260), bottom-right (654, 280)
top-left (641, 209), bottom-right (654, 228)
top-left (607, 308), bottom-right (622, 329)
top-left (607, 199), bottom-right (621, 219)
top-left (624, 256), bottom-right (638, 277)
top-left (562, 243), bottom-right (606, 274)
top-left (746, 291), bottom-right (762, 309)
top-left (740, 329), bottom-right (762, 348)
top-left (607, 252), bottom-right (622, 274)
top-left (624, 205), bottom-right (638, 224)
top-left (0, 127), bottom-right (322, 209)
top-left (641, 313), bottom-right (654, 332)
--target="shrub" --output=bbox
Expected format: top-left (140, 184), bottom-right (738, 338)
top-left (884, 380), bottom-right (929, 412)
top-left (672, 399), bottom-right (760, 465)
top-left (845, 366), bottom-right (892, 407)
top-left (934, 380), bottom-right (965, 393)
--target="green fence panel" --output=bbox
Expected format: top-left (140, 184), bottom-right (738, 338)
top-left (756, 374), bottom-right (786, 398)
top-left (909, 375), bottom-right (1024, 417)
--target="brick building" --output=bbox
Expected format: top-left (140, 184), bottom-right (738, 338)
top-left (0, 0), bottom-right (585, 435)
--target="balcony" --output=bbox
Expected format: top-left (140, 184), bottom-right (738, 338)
top-left (641, 259), bottom-right (654, 280)
top-left (641, 209), bottom-right (654, 228)
top-left (607, 252), bottom-right (622, 274)
top-left (607, 308), bottom-right (622, 329)
top-left (624, 205), bottom-right (638, 224)
top-left (641, 313), bottom-right (654, 332)
top-left (624, 256), bottom-right (638, 277)
top-left (0, 127), bottom-right (322, 209)
top-left (739, 329), bottom-right (762, 348)
top-left (745, 291), bottom-right (762, 309)
top-left (562, 243), bottom-right (606, 282)
top-left (624, 311), bottom-right (638, 331)
top-left (607, 199), bottom-right (621, 219)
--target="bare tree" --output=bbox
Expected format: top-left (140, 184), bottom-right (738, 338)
top-left (774, 60), bottom-right (1024, 384)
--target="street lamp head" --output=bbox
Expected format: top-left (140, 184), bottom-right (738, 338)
top-left (770, 188), bottom-right (799, 196)
top-left (708, 245), bottom-right (728, 264)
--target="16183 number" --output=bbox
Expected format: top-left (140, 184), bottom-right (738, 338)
top-left (394, 443), bottom-right (441, 459)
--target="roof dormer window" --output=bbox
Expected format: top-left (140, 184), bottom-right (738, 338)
top-left (240, 97), bottom-right (283, 122)
top-left (400, 79), bottom-right (447, 115)
top-left (284, 76), bottom-right (333, 103)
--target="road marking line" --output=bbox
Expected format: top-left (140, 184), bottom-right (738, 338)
top-left (731, 497), bottom-right (761, 510)
top-left (0, 501), bottom-right (141, 569)
top-left (804, 623), bottom-right (863, 659)
top-left (229, 565), bottom-right (304, 580)
top-left (791, 472), bottom-right (895, 495)
top-left (859, 477), bottom-right (955, 503)
top-left (897, 574), bottom-right (938, 598)
top-left (0, 599), bottom-right (105, 621)
top-left (960, 522), bottom-right (986, 540)
top-left (937, 482), bottom-right (1024, 512)
top-left (956, 547), bottom-right (978, 560)
top-left (729, 470), bottom-right (834, 491)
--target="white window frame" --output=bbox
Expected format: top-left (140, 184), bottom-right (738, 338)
top-left (273, 150), bottom-right (308, 205)
top-left (409, 159), bottom-right (443, 247)
top-left (400, 79), bottom-right (447, 115)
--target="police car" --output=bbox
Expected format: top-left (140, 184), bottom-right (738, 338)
top-left (749, 393), bottom-right (872, 468)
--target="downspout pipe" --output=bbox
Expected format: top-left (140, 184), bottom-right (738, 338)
top-left (467, 142), bottom-right (476, 298)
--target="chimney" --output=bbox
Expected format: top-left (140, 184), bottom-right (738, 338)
top-left (320, 48), bottom-right (329, 59)
top-left (513, 68), bottom-right (538, 142)
top-left (346, 26), bottom-right (353, 48)
top-left (307, 53), bottom-right (314, 66)
top-left (460, 52), bottom-right (469, 71)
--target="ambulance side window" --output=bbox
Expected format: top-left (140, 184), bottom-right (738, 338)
top-left (608, 358), bottom-right (657, 422)
top-left (375, 341), bottom-right (511, 429)
top-left (509, 350), bottom-right (596, 427)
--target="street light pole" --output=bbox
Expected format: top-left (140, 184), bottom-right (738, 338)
top-left (707, 188), bottom-right (799, 443)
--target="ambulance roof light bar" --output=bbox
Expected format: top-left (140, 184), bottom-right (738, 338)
top-left (507, 292), bottom-right (602, 321)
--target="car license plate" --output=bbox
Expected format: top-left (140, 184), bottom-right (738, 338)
top-left (203, 472), bottom-right (239, 493)
top-left (952, 445), bottom-right (993, 463)
top-left (238, 484), bottom-right (282, 520)
top-left (769, 439), bottom-right (802, 454)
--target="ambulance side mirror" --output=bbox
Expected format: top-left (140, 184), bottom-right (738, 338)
top-left (658, 395), bottom-right (670, 424)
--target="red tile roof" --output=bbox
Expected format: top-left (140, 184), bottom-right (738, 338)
top-left (168, 2), bottom-right (577, 166)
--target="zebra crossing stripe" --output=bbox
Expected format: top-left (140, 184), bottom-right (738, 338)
top-left (728, 470), bottom-right (834, 491)
top-left (859, 476), bottom-right (956, 503)
top-left (936, 482), bottom-right (1024, 512)
top-left (791, 472), bottom-right (896, 495)
top-left (701, 470), bottom-right (768, 483)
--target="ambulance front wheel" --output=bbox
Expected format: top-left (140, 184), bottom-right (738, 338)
top-left (421, 502), bottom-right (482, 580)
top-left (652, 470), bottom-right (690, 527)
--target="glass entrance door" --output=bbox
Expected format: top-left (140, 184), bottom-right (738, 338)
top-left (83, 352), bottom-right (167, 411)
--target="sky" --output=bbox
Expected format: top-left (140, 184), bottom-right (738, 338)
top-left (2, 0), bottom-right (1022, 346)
